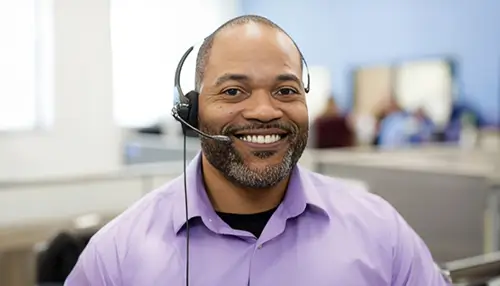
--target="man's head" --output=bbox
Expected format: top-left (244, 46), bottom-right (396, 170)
top-left (196, 15), bottom-right (309, 189)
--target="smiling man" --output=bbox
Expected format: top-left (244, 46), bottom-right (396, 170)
top-left (65, 15), bottom-right (451, 286)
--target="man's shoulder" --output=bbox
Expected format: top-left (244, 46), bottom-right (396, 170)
top-left (303, 168), bottom-right (400, 250)
top-left (301, 168), bottom-right (397, 223)
top-left (89, 175), bottom-right (185, 247)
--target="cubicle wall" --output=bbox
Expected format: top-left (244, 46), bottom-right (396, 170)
top-left (124, 134), bottom-right (200, 165)
top-left (0, 166), bottom-right (181, 228)
top-left (312, 145), bottom-right (498, 263)
top-left (319, 163), bottom-right (489, 262)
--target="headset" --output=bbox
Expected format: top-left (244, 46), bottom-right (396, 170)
top-left (171, 43), bottom-right (311, 140)
top-left (171, 40), bottom-right (311, 286)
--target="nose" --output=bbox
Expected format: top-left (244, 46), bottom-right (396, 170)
top-left (241, 91), bottom-right (283, 123)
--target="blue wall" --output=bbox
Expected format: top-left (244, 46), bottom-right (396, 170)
top-left (242, 0), bottom-right (500, 125)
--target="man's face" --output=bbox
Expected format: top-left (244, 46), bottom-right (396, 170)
top-left (198, 23), bottom-right (309, 189)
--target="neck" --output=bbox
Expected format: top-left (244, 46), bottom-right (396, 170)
top-left (201, 154), bottom-right (289, 214)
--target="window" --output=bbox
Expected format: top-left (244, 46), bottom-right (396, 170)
top-left (0, 0), bottom-right (52, 131)
top-left (111, 0), bottom-right (241, 127)
top-left (306, 66), bottom-right (332, 122)
top-left (395, 59), bottom-right (453, 128)
top-left (0, 0), bottom-right (34, 130)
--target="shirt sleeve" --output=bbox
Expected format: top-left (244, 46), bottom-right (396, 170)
top-left (64, 241), bottom-right (120, 286)
top-left (391, 209), bottom-right (452, 285)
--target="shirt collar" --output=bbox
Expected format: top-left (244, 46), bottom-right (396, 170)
top-left (172, 152), bottom-right (330, 234)
top-left (281, 164), bottom-right (330, 219)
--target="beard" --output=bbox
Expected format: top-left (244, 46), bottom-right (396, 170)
top-left (199, 120), bottom-right (308, 189)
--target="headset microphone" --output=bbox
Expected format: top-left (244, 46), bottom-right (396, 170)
top-left (171, 105), bottom-right (231, 142)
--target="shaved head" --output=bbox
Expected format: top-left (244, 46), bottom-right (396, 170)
top-left (195, 15), bottom-right (303, 91)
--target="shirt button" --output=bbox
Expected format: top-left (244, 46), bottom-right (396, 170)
top-left (257, 244), bottom-right (263, 249)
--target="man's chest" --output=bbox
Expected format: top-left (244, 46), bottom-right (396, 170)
top-left (121, 222), bottom-right (392, 286)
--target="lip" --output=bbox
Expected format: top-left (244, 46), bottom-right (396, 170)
top-left (234, 128), bottom-right (288, 136)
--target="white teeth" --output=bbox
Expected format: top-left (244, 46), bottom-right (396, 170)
top-left (239, 134), bottom-right (282, 144)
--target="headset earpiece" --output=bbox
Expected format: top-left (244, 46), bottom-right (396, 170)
top-left (174, 90), bottom-right (200, 135)
top-left (184, 91), bottom-right (199, 129)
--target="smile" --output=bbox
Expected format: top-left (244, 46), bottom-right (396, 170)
top-left (233, 128), bottom-right (290, 148)
top-left (237, 134), bottom-right (284, 144)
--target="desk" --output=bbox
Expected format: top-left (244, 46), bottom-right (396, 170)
top-left (308, 146), bottom-right (498, 262)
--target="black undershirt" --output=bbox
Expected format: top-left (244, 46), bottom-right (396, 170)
top-left (216, 207), bottom-right (277, 238)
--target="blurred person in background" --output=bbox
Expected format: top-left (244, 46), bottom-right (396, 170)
top-left (311, 95), bottom-right (355, 148)
top-left (372, 97), bottom-right (402, 146)
top-left (444, 102), bottom-right (485, 145)
top-left (65, 15), bottom-right (450, 286)
top-left (375, 97), bottom-right (436, 148)
top-left (408, 106), bottom-right (436, 144)
top-left (377, 99), bottom-right (436, 148)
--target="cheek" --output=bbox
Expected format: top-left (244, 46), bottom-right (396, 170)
top-left (199, 105), bottom-right (235, 127)
top-left (199, 105), bottom-right (218, 120)
top-left (286, 104), bottom-right (309, 128)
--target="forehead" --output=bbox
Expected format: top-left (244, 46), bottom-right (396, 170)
top-left (204, 23), bottom-right (302, 82)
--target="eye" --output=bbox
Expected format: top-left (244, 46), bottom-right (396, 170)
top-left (276, 87), bottom-right (298, 96)
top-left (222, 88), bottom-right (242, 96)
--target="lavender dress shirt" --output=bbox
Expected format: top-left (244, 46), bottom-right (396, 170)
top-left (65, 153), bottom-right (450, 285)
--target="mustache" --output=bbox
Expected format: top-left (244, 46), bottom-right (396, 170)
top-left (222, 121), bottom-right (297, 135)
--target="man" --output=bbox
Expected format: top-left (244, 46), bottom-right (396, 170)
top-left (65, 15), bottom-right (450, 285)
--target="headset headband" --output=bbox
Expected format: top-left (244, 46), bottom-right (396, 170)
top-left (174, 46), bottom-right (195, 104)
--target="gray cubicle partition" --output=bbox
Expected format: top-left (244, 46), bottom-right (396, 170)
top-left (489, 176), bottom-right (500, 252)
top-left (125, 144), bottom-right (199, 164)
top-left (124, 135), bottom-right (200, 165)
top-left (318, 163), bottom-right (488, 262)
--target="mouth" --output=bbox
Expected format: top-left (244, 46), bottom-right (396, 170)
top-left (233, 129), bottom-right (289, 146)
top-left (236, 134), bottom-right (287, 144)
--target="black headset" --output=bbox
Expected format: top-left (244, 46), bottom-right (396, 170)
top-left (171, 44), bottom-right (312, 137)
top-left (171, 46), bottom-right (201, 134)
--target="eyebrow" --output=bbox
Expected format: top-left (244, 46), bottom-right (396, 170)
top-left (214, 73), bottom-right (302, 87)
top-left (214, 73), bottom-right (250, 87)
top-left (275, 73), bottom-right (301, 85)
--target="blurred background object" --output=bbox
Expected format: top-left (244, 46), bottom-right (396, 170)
top-left (312, 95), bottom-right (355, 149)
top-left (0, 0), bottom-right (499, 285)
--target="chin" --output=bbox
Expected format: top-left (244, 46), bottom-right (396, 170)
top-left (244, 153), bottom-right (286, 168)
top-left (245, 160), bottom-right (278, 171)
top-left (224, 148), bottom-right (296, 189)
top-left (243, 148), bottom-right (280, 159)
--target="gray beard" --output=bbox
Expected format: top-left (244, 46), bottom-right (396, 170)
top-left (199, 127), bottom-right (307, 190)
top-left (225, 148), bottom-right (295, 189)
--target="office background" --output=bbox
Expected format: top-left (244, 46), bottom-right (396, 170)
top-left (0, 0), bottom-right (499, 285)
top-left (244, 0), bottom-right (500, 126)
